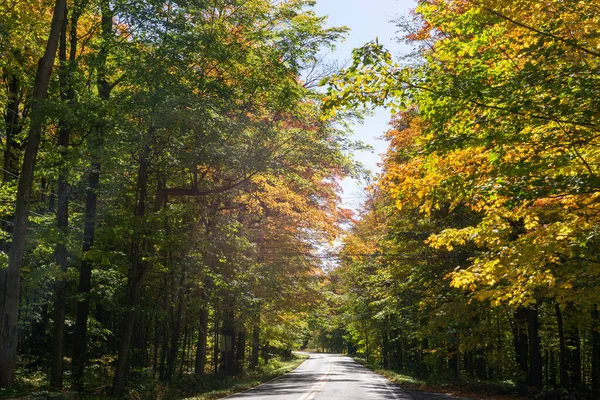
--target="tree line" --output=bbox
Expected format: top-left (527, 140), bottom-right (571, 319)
top-left (0, 0), bottom-right (356, 396)
top-left (318, 0), bottom-right (600, 397)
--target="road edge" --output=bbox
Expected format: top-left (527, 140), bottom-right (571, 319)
top-left (218, 353), bottom-right (311, 399)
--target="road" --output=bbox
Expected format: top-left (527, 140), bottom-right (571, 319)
top-left (224, 353), bottom-right (463, 400)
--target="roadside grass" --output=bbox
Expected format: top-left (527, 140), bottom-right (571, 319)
top-left (352, 357), bottom-right (529, 400)
top-left (1, 354), bottom-right (308, 400)
top-left (181, 354), bottom-right (308, 400)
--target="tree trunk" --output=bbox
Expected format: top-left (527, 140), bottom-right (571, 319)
top-left (382, 328), bottom-right (389, 369)
top-left (194, 293), bottom-right (209, 377)
top-left (0, 71), bottom-right (23, 308)
top-left (0, 70), bottom-right (21, 388)
top-left (2, 73), bottom-right (22, 182)
top-left (236, 329), bottom-right (246, 373)
top-left (567, 327), bottom-right (581, 390)
top-left (166, 266), bottom-right (186, 381)
top-left (213, 310), bottom-right (219, 374)
top-left (0, 0), bottom-right (66, 387)
top-left (250, 319), bottom-right (260, 370)
top-left (179, 318), bottom-right (189, 378)
top-left (527, 306), bottom-right (543, 390)
top-left (221, 307), bottom-right (235, 376)
top-left (549, 350), bottom-right (556, 388)
top-left (72, 0), bottom-right (112, 385)
top-left (556, 303), bottom-right (568, 387)
top-left (159, 278), bottom-right (169, 380)
top-left (513, 308), bottom-right (529, 382)
top-left (50, 4), bottom-right (79, 387)
top-left (71, 160), bottom-right (100, 386)
top-left (111, 143), bottom-right (151, 397)
top-left (153, 315), bottom-right (160, 378)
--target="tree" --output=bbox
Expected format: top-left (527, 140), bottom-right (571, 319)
top-left (323, 0), bottom-right (600, 392)
top-left (0, 0), bottom-right (66, 387)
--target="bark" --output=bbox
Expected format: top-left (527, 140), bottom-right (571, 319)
top-left (549, 350), bottom-right (557, 387)
top-left (50, 4), bottom-right (79, 387)
top-left (382, 329), bottom-right (389, 369)
top-left (513, 308), bottom-right (529, 381)
top-left (566, 327), bottom-right (581, 390)
top-left (71, 0), bottom-right (112, 386)
top-left (250, 320), bottom-right (260, 370)
top-left (111, 143), bottom-right (151, 396)
top-left (2, 73), bottom-right (22, 182)
top-left (0, 71), bottom-right (21, 382)
top-left (194, 292), bottom-right (209, 377)
top-left (152, 315), bottom-right (159, 378)
top-left (221, 308), bottom-right (236, 375)
top-left (236, 329), bottom-right (246, 373)
top-left (179, 318), bottom-right (189, 377)
top-left (166, 266), bottom-right (186, 381)
top-left (0, 0), bottom-right (66, 387)
top-left (394, 330), bottom-right (403, 370)
top-left (556, 303), bottom-right (568, 387)
top-left (213, 311), bottom-right (219, 374)
top-left (527, 306), bottom-right (543, 390)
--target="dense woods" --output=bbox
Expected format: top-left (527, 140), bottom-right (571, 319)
top-left (2, 0), bottom-right (600, 398)
top-left (317, 0), bottom-right (600, 398)
top-left (0, 0), bottom-right (356, 396)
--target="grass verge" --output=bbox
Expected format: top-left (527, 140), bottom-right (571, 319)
top-left (182, 354), bottom-right (308, 400)
top-left (352, 357), bottom-right (528, 400)
top-left (0, 354), bottom-right (309, 400)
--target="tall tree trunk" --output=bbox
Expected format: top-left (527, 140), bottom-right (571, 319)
top-left (166, 265), bottom-right (186, 381)
top-left (179, 317), bottom-right (189, 378)
top-left (250, 319), bottom-right (260, 370)
top-left (111, 143), bottom-right (151, 396)
top-left (213, 309), bottom-right (219, 374)
top-left (549, 350), bottom-right (557, 388)
top-left (567, 327), bottom-right (581, 390)
top-left (221, 307), bottom-right (235, 376)
top-left (152, 314), bottom-right (160, 378)
top-left (72, 0), bottom-right (112, 386)
top-left (194, 291), bottom-right (209, 377)
top-left (236, 329), bottom-right (246, 373)
top-left (513, 308), bottom-right (529, 382)
top-left (382, 328), bottom-right (389, 369)
top-left (556, 303), bottom-right (568, 387)
top-left (2, 73), bottom-right (22, 182)
top-left (159, 284), bottom-right (169, 380)
top-left (0, 70), bottom-right (21, 384)
top-left (0, 0), bottom-right (66, 387)
top-left (50, 4), bottom-right (79, 387)
top-left (527, 306), bottom-right (543, 390)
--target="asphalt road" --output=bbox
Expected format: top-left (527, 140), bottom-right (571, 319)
top-left (224, 353), bottom-right (463, 400)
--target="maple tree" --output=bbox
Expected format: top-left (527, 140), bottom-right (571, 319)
top-left (322, 0), bottom-right (600, 395)
top-left (0, 0), bottom-right (357, 396)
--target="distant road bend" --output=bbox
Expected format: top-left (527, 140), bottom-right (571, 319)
top-left (224, 353), bottom-right (461, 400)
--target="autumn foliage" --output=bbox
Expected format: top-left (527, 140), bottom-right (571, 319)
top-left (323, 0), bottom-right (600, 396)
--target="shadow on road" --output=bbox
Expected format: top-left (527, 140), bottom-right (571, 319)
top-left (229, 354), bottom-right (466, 399)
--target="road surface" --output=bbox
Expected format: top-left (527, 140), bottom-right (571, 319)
top-left (224, 353), bottom-right (463, 400)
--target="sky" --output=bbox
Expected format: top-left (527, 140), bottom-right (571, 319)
top-left (311, 0), bottom-right (417, 210)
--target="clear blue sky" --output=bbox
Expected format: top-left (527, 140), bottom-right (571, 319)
top-left (312, 0), bottom-right (417, 209)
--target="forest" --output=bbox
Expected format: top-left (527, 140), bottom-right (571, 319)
top-left (0, 0), bottom-right (356, 397)
top-left (318, 0), bottom-right (600, 398)
top-left (0, 0), bottom-right (599, 399)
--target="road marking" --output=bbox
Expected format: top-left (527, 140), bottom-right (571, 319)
top-left (351, 359), bottom-right (399, 400)
top-left (297, 358), bottom-right (333, 400)
top-left (375, 374), bottom-right (399, 400)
